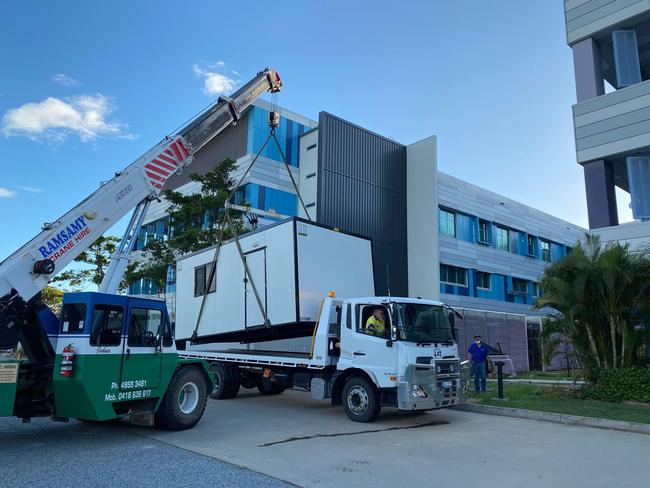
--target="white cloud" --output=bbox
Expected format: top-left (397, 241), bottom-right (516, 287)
top-left (18, 185), bottom-right (42, 193)
top-left (0, 187), bottom-right (16, 198)
top-left (231, 70), bottom-right (240, 76)
top-left (51, 73), bottom-right (81, 87)
top-left (1, 94), bottom-right (133, 142)
top-left (193, 64), bottom-right (236, 96)
top-left (215, 60), bottom-right (225, 67)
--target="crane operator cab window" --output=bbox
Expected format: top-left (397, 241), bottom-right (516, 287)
top-left (89, 305), bottom-right (123, 346)
top-left (61, 303), bottom-right (87, 334)
top-left (359, 305), bottom-right (391, 338)
top-left (128, 308), bottom-right (172, 347)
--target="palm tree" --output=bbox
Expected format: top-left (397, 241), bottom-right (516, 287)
top-left (534, 234), bottom-right (650, 381)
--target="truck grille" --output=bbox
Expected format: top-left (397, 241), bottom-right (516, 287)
top-left (437, 379), bottom-right (458, 406)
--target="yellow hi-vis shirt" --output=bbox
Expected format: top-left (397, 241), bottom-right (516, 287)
top-left (365, 316), bottom-right (385, 335)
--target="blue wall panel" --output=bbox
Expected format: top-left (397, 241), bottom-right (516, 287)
top-left (247, 106), bottom-right (308, 166)
top-left (456, 213), bottom-right (475, 243)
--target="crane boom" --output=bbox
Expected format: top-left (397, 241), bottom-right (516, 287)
top-left (0, 68), bottom-right (281, 306)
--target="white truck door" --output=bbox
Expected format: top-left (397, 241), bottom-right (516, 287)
top-left (339, 303), bottom-right (397, 388)
top-left (244, 248), bottom-right (267, 328)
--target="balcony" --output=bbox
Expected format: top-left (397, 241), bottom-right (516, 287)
top-left (565, 0), bottom-right (650, 44)
top-left (573, 78), bottom-right (650, 189)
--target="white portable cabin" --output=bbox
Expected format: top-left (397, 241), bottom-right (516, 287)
top-left (174, 218), bottom-right (375, 346)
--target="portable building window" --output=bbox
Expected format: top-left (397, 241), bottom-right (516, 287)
top-left (194, 264), bottom-right (216, 297)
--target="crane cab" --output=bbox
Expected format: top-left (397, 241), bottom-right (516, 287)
top-left (52, 292), bottom-right (186, 422)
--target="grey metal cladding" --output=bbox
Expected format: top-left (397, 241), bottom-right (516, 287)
top-left (573, 79), bottom-right (650, 162)
top-left (316, 112), bottom-right (408, 296)
top-left (564, 0), bottom-right (650, 44)
top-left (164, 110), bottom-right (249, 190)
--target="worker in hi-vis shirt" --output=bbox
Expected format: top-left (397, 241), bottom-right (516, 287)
top-left (365, 307), bottom-right (386, 336)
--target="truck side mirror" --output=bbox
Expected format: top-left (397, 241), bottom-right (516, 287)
top-left (154, 334), bottom-right (163, 352)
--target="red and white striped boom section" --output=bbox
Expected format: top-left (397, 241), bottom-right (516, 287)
top-left (0, 68), bottom-right (282, 301)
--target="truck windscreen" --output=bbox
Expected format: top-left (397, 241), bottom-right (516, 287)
top-left (395, 303), bottom-right (454, 344)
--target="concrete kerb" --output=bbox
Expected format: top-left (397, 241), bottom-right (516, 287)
top-left (453, 402), bottom-right (650, 436)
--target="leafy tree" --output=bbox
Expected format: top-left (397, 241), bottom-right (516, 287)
top-left (534, 234), bottom-right (650, 381)
top-left (52, 235), bottom-right (121, 290)
top-left (126, 159), bottom-right (245, 295)
top-left (164, 158), bottom-right (245, 253)
top-left (124, 241), bottom-right (176, 298)
top-left (41, 285), bottom-right (64, 314)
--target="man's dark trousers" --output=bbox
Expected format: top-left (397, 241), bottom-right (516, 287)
top-left (473, 361), bottom-right (487, 392)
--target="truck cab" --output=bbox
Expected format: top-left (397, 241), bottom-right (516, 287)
top-left (335, 297), bottom-right (463, 421)
top-left (5, 292), bottom-right (212, 430)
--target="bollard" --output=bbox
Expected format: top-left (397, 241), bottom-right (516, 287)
top-left (495, 361), bottom-right (504, 399)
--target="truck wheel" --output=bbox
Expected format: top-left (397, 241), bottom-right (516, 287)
top-left (257, 383), bottom-right (286, 395)
top-left (342, 376), bottom-right (381, 423)
top-left (155, 367), bottom-right (208, 431)
top-left (209, 362), bottom-right (240, 400)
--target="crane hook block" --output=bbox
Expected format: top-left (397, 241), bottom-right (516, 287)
top-left (268, 111), bottom-right (280, 129)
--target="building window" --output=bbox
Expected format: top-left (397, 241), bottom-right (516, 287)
top-left (478, 220), bottom-right (490, 244)
top-left (540, 240), bottom-right (551, 262)
top-left (476, 271), bottom-right (491, 290)
top-left (512, 278), bottom-right (527, 294)
top-left (496, 227), bottom-right (509, 251)
top-left (194, 264), bottom-right (216, 297)
top-left (439, 209), bottom-right (456, 237)
top-left (440, 264), bottom-right (467, 286)
top-left (531, 282), bottom-right (539, 297)
top-left (527, 235), bottom-right (536, 256)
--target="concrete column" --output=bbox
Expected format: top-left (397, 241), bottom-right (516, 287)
top-left (406, 136), bottom-right (438, 300)
top-left (572, 38), bottom-right (604, 102)
top-left (584, 160), bottom-right (619, 229)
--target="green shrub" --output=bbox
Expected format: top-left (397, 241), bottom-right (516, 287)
top-left (583, 368), bottom-right (650, 403)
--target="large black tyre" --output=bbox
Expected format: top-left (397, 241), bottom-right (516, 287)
top-left (155, 366), bottom-right (208, 431)
top-left (257, 382), bottom-right (286, 395)
top-left (209, 362), bottom-right (240, 400)
top-left (342, 376), bottom-right (381, 423)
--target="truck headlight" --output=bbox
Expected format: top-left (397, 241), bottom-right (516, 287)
top-left (412, 384), bottom-right (428, 398)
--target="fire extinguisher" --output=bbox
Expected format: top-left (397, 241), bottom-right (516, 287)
top-left (60, 344), bottom-right (75, 377)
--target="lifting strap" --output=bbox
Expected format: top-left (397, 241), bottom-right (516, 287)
top-left (190, 126), bottom-right (312, 342)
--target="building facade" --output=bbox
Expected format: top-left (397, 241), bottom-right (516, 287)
top-left (564, 0), bottom-right (650, 246)
top-left (437, 172), bottom-right (584, 316)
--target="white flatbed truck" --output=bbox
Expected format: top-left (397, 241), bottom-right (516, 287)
top-left (179, 296), bottom-right (466, 422)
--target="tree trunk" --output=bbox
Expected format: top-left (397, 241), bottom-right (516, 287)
top-left (609, 317), bottom-right (617, 369)
top-left (585, 324), bottom-right (602, 369)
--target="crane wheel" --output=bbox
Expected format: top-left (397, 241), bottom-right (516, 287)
top-left (155, 366), bottom-right (208, 430)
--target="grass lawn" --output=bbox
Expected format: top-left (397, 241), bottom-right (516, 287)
top-left (509, 370), bottom-right (583, 381)
top-left (466, 384), bottom-right (650, 425)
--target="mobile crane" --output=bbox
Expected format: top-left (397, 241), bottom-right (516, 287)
top-left (0, 68), bottom-right (282, 430)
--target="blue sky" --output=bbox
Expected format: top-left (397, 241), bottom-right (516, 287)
top-left (0, 1), bottom-right (631, 260)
